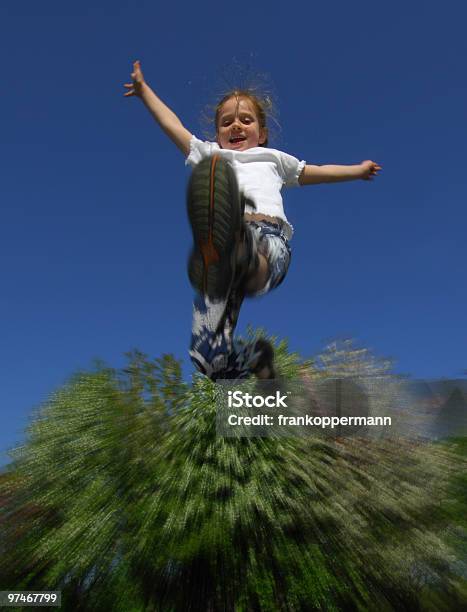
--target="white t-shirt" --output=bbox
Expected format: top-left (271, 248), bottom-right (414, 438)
top-left (185, 135), bottom-right (306, 240)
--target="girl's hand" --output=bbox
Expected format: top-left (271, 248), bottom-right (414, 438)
top-left (359, 160), bottom-right (382, 180)
top-left (123, 60), bottom-right (146, 98)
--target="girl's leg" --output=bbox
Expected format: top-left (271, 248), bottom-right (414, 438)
top-left (190, 290), bottom-right (278, 381)
top-left (190, 287), bottom-right (258, 381)
top-left (189, 221), bottom-right (292, 381)
top-left (243, 253), bottom-right (269, 295)
top-left (242, 222), bottom-right (292, 297)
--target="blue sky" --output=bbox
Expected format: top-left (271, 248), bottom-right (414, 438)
top-left (1, 1), bottom-right (466, 464)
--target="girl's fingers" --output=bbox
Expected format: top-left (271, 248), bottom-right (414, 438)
top-left (124, 83), bottom-right (133, 88)
top-left (124, 89), bottom-right (135, 97)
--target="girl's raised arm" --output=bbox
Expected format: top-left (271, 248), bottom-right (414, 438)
top-left (124, 60), bottom-right (192, 156)
top-left (298, 160), bottom-right (382, 185)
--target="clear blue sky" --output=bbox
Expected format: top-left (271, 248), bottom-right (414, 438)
top-left (1, 1), bottom-right (466, 465)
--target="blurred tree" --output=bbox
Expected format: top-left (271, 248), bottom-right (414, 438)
top-left (0, 334), bottom-right (465, 611)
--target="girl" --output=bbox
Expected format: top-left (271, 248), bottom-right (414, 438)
top-left (124, 61), bottom-right (382, 381)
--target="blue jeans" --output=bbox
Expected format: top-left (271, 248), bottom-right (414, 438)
top-left (189, 220), bottom-right (292, 381)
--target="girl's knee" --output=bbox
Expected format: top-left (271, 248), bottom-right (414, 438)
top-left (244, 253), bottom-right (270, 295)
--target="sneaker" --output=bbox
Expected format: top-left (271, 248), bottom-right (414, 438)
top-left (250, 338), bottom-right (276, 380)
top-left (187, 155), bottom-right (245, 300)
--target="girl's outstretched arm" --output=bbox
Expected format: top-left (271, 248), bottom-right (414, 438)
top-left (124, 60), bottom-right (192, 156)
top-left (298, 160), bottom-right (382, 185)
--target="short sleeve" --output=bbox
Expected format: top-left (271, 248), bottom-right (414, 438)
top-left (278, 151), bottom-right (306, 187)
top-left (185, 135), bottom-right (220, 167)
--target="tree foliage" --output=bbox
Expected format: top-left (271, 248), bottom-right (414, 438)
top-left (1, 335), bottom-right (466, 611)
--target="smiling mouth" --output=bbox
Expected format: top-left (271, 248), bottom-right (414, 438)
top-left (229, 136), bottom-right (246, 144)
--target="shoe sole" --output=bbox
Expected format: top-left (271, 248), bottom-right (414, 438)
top-left (187, 155), bottom-right (244, 299)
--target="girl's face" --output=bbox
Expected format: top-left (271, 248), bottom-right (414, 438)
top-left (216, 97), bottom-right (267, 151)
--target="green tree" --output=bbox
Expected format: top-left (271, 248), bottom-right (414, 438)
top-left (1, 335), bottom-right (466, 611)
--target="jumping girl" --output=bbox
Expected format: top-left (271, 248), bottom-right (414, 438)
top-left (124, 61), bottom-right (382, 381)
